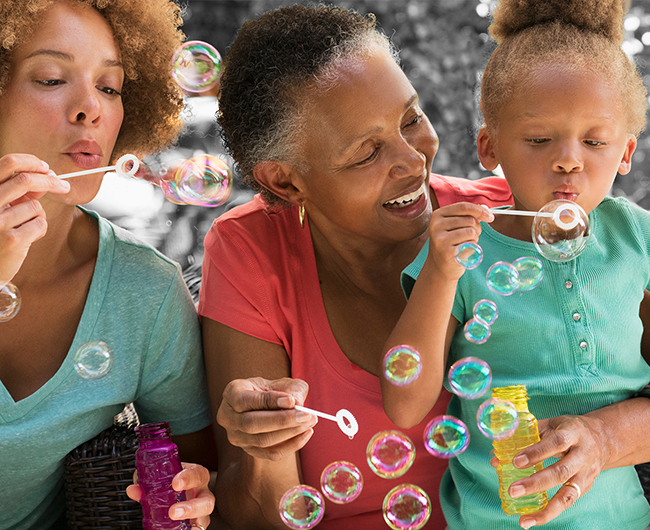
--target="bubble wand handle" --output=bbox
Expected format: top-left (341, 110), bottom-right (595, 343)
top-left (294, 405), bottom-right (337, 422)
top-left (489, 208), bottom-right (553, 218)
top-left (53, 154), bottom-right (140, 180)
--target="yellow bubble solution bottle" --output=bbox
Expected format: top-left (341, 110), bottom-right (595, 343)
top-left (492, 385), bottom-right (548, 515)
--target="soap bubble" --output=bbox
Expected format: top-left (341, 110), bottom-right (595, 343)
top-left (532, 200), bottom-right (590, 262)
top-left (448, 356), bottom-right (491, 399)
top-left (171, 40), bottom-right (222, 93)
top-left (171, 155), bottom-right (233, 207)
top-left (423, 415), bottom-right (470, 458)
top-left (455, 242), bottom-right (483, 269)
top-left (382, 484), bottom-right (432, 530)
top-left (486, 261), bottom-right (519, 296)
top-left (476, 397), bottom-right (519, 440)
top-left (463, 318), bottom-right (491, 344)
top-left (73, 341), bottom-right (114, 380)
top-left (473, 299), bottom-right (498, 325)
top-left (366, 430), bottom-right (416, 479)
top-left (383, 345), bottom-right (422, 386)
top-left (513, 257), bottom-right (544, 291)
top-left (279, 485), bottom-right (325, 529)
top-left (0, 282), bottom-right (21, 322)
top-left (320, 461), bottom-right (363, 504)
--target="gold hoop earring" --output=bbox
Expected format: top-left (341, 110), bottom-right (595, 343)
top-left (298, 202), bottom-right (306, 229)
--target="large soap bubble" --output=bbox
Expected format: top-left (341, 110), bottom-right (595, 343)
top-left (383, 345), bottom-right (422, 386)
top-left (366, 430), bottom-right (416, 479)
top-left (476, 397), bottom-right (519, 440)
top-left (532, 200), bottom-right (590, 262)
top-left (423, 415), bottom-right (470, 458)
top-left (513, 257), bottom-right (544, 291)
top-left (382, 484), bottom-right (432, 530)
top-left (0, 282), bottom-right (21, 322)
top-left (170, 155), bottom-right (233, 207)
top-left (171, 40), bottom-right (222, 93)
top-left (73, 341), bottom-right (114, 380)
top-left (486, 261), bottom-right (519, 296)
top-left (448, 356), bottom-right (491, 399)
top-left (279, 485), bottom-right (325, 529)
top-left (455, 242), bottom-right (483, 269)
top-left (320, 461), bottom-right (363, 504)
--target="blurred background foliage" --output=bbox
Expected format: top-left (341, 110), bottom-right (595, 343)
top-left (94, 0), bottom-right (650, 272)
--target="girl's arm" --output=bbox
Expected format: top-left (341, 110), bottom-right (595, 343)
top-left (380, 202), bottom-right (494, 428)
top-left (202, 317), bottom-right (318, 529)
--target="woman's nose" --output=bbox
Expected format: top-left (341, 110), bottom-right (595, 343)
top-left (68, 83), bottom-right (102, 125)
top-left (389, 138), bottom-right (426, 178)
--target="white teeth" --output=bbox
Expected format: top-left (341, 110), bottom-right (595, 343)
top-left (384, 183), bottom-right (426, 207)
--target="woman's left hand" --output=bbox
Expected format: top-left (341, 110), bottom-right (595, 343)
top-left (492, 414), bottom-right (609, 529)
top-left (126, 462), bottom-right (215, 529)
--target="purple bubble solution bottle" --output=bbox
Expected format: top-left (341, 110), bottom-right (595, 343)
top-left (135, 422), bottom-right (190, 529)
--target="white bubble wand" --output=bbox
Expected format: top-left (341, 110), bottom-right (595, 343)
top-left (294, 405), bottom-right (359, 439)
top-left (53, 154), bottom-right (140, 180)
top-left (489, 204), bottom-right (581, 230)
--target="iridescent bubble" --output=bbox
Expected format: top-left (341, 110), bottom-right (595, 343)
top-left (455, 242), bottom-right (483, 269)
top-left (320, 461), bottom-right (363, 504)
top-left (423, 415), bottom-right (470, 458)
top-left (473, 299), bottom-right (498, 325)
top-left (532, 200), bottom-right (590, 262)
top-left (73, 341), bottom-right (114, 380)
top-left (366, 430), bottom-right (416, 479)
top-left (171, 155), bottom-right (233, 207)
top-left (448, 356), bottom-right (492, 399)
top-left (486, 261), bottom-right (519, 296)
top-left (279, 485), bottom-right (325, 529)
top-left (171, 40), bottom-right (222, 93)
top-left (513, 257), bottom-right (544, 291)
top-left (383, 345), bottom-right (422, 386)
top-left (382, 484), bottom-right (432, 530)
top-left (476, 397), bottom-right (519, 440)
top-left (0, 282), bottom-right (21, 322)
top-left (463, 318), bottom-right (491, 344)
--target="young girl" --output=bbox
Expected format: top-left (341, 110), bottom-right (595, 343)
top-left (381, 0), bottom-right (650, 528)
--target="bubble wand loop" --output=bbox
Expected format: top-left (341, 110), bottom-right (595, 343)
top-left (294, 405), bottom-right (359, 439)
top-left (53, 154), bottom-right (140, 180)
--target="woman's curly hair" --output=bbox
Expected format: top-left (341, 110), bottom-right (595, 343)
top-left (0, 0), bottom-right (186, 160)
top-left (218, 4), bottom-right (397, 207)
top-left (480, 0), bottom-right (647, 137)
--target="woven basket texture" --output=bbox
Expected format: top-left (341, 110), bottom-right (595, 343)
top-left (636, 462), bottom-right (650, 503)
top-left (64, 404), bottom-right (142, 528)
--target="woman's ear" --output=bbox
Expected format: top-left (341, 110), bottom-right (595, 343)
top-left (617, 134), bottom-right (637, 176)
top-left (253, 161), bottom-right (302, 204)
top-left (477, 126), bottom-right (499, 171)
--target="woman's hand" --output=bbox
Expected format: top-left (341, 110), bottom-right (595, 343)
top-left (126, 463), bottom-right (215, 529)
top-left (216, 376), bottom-right (318, 461)
top-left (0, 153), bottom-right (70, 284)
top-left (427, 202), bottom-right (494, 281)
top-left (492, 414), bottom-right (609, 529)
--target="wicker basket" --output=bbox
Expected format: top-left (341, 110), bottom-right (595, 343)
top-left (636, 462), bottom-right (650, 503)
top-left (64, 404), bottom-right (143, 528)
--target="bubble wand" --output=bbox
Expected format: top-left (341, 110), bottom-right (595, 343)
top-left (53, 154), bottom-right (139, 180)
top-left (294, 405), bottom-right (359, 439)
top-left (489, 203), bottom-right (582, 230)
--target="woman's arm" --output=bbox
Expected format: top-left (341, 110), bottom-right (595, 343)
top-left (380, 202), bottom-right (494, 428)
top-left (202, 317), bottom-right (318, 530)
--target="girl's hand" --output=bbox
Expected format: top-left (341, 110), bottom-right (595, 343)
top-left (427, 202), bottom-right (493, 281)
top-left (126, 463), bottom-right (215, 529)
top-left (492, 414), bottom-right (608, 529)
top-left (0, 153), bottom-right (70, 284)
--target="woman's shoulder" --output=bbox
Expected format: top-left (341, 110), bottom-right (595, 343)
top-left (430, 173), bottom-right (513, 208)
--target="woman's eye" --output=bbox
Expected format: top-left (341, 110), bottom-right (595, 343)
top-left (404, 114), bottom-right (422, 128)
top-left (357, 148), bottom-right (378, 165)
top-left (98, 86), bottom-right (122, 96)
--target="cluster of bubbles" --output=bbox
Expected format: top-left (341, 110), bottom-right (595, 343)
top-left (73, 341), bottom-right (114, 380)
top-left (463, 299), bottom-right (498, 345)
top-left (0, 282), bottom-right (21, 322)
top-left (135, 154), bottom-right (233, 208)
top-left (171, 40), bottom-right (222, 94)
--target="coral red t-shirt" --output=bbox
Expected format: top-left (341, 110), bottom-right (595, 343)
top-left (199, 174), bottom-right (512, 529)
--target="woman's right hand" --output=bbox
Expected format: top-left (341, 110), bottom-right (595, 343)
top-left (216, 377), bottom-right (318, 461)
top-left (427, 201), bottom-right (494, 280)
top-left (0, 154), bottom-right (70, 284)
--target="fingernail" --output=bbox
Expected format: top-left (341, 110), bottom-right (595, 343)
top-left (510, 485), bottom-right (525, 498)
top-left (172, 506), bottom-right (186, 519)
top-left (513, 455), bottom-right (528, 468)
top-left (296, 411), bottom-right (313, 423)
top-left (277, 396), bottom-right (293, 408)
top-left (59, 180), bottom-right (71, 191)
top-left (520, 519), bottom-right (536, 529)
